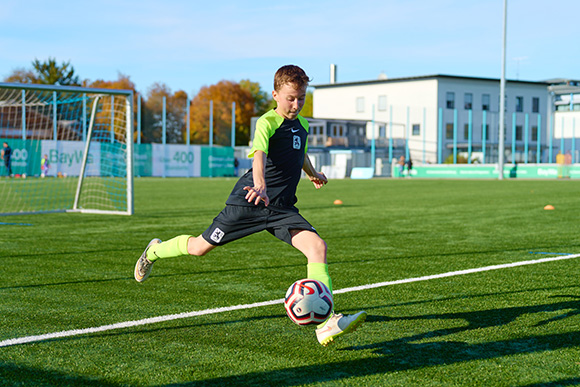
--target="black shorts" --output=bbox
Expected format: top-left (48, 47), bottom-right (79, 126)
top-left (201, 205), bottom-right (317, 246)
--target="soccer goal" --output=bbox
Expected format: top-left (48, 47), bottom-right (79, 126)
top-left (0, 83), bottom-right (134, 215)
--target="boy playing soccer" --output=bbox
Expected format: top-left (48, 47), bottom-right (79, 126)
top-left (135, 65), bottom-right (366, 346)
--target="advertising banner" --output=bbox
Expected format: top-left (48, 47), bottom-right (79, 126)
top-left (201, 147), bottom-right (235, 177)
top-left (134, 143), bottom-right (152, 177)
top-left (41, 140), bottom-right (99, 177)
top-left (151, 144), bottom-right (201, 177)
top-left (393, 163), bottom-right (580, 179)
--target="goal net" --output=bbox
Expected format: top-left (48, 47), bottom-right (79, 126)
top-left (0, 83), bottom-right (133, 215)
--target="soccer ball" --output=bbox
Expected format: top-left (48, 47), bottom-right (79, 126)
top-left (284, 279), bottom-right (333, 325)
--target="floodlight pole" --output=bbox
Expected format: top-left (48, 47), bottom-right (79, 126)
top-left (498, 0), bottom-right (507, 180)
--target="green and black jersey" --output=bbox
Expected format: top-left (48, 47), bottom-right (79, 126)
top-left (225, 109), bottom-right (309, 212)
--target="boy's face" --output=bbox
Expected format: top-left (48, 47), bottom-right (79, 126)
top-left (272, 82), bottom-right (307, 120)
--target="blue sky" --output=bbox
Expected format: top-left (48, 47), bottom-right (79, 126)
top-left (1, 0), bottom-right (578, 97)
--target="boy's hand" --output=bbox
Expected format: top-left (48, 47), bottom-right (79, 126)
top-left (243, 186), bottom-right (270, 206)
top-left (309, 172), bottom-right (327, 189)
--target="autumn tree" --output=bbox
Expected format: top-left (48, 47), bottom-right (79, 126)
top-left (189, 80), bottom-right (255, 146)
top-left (301, 90), bottom-right (313, 118)
top-left (143, 83), bottom-right (188, 144)
top-left (3, 68), bottom-right (37, 83)
top-left (89, 74), bottom-right (141, 142)
top-left (239, 79), bottom-right (271, 116)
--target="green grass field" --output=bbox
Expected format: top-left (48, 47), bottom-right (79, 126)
top-left (1, 177), bottom-right (580, 386)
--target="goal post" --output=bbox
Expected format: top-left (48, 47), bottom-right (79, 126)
top-left (0, 83), bottom-right (134, 215)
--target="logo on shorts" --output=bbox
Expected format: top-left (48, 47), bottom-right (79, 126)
top-left (293, 135), bottom-right (301, 150)
top-left (210, 227), bottom-right (225, 243)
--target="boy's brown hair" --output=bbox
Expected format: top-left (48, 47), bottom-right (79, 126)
top-left (273, 65), bottom-right (311, 92)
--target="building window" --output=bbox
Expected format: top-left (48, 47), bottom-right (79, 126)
top-left (378, 95), bottom-right (387, 111)
top-left (412, 124), bottom-right (420, 136)
top-left (464, 124), bottom-right (471, 140)
top-left (333, 125), bottom-right (344, 137)
top-left (516, 96), bottom-right (524, 112)
top-left (482, 124), bottom-right (489, 140)
top-left (446, 123), bottom-right (454, 139)
top-left (482, 94), bottom-right (490, 111)
top-left (378, 125), bottom-right (386, 138)
top-left (532, 97), bottom-right (540, 113)
top-left (446, 92), bottom-right (455, 109)
top-left (531, 126), bottom-right (538, 141)
top-left (515, 125), bottom-right (523, 141)
top-left (356, 97), bottom-right (365, 113)
top-left (464, 93), bottom-right (473, 110)
top-left (311, 125), bottom-right (323, 135)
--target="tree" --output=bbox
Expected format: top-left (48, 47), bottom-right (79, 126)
top-left (239, 79), bottom-right (271, 116)
top-left (3, 68), bottom-right (37, 83)
top-left (301, 90), bottom-right (313, 118)
top-left (3, 57), bottom-right (81, 86)
top-left (189, 80), bottom-right (255, 146)
top-left (143, 83), bottom-right (188, 144)
top-left (32, 58), bottom-right (80, 86)
top-left (89, 74), bottom-right (141, 142)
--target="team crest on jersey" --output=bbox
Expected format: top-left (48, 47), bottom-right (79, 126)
top-left (293, 135), bottom-right (301, 150)
top-left (210, 227), bottom-right (225, 243)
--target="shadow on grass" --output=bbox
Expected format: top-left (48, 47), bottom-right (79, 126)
top-left (522, 377), bottom-right (580, 386)
top-left (0, 361), bottom-right (122, 387)
top-left (159, 295), bottom-right (580, 386)
top-left (5, 290), bottom-right (579, 386)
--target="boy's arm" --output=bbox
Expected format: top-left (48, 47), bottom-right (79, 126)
top-left (243, 150), bottom-right (270, 206)
top-left (303, 154), bottom-right (328, 189)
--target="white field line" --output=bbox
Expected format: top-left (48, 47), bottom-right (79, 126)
top-left (1, 253), bottom-right (579, 348)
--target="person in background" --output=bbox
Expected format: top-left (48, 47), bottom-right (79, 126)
top-left (41, 154), bottom-right (50, 178)
top-left (1, 142), bottom-right (12, 177)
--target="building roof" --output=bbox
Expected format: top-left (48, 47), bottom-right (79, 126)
top-left (313, 74), bottom-right (549, 89)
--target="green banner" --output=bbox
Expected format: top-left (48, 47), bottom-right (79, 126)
top-left (0, 139), bottom-right (41, 177)
top-left (134, 143), bottom-right (152, 177)
top-left (201, 147), bottom-right (235, 177)
top-left (393, 163), bottom-right (580, 179)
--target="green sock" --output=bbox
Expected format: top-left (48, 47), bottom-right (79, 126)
top-left (307, 262), bottom-right (333, 295)
top-left (307, 262), bottom-right (334, 328)
top-left (147, 235), bottom-right (191, 261)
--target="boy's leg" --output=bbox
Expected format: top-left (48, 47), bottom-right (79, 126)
top-left (134, 235), bottom-right (215, 282)
top-left (135, 205), bottom-right (265, 283)
top-left (290, 229), bottom-right (367, 346)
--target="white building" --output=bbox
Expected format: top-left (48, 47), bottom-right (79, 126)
top-left (312, 73), bottom-right (578, 165)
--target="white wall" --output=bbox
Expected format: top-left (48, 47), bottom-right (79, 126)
top-left (313, 76), bottom-right (550, 163)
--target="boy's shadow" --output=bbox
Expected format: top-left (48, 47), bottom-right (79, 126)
top-left (345, 295), bottom-right (580, 369)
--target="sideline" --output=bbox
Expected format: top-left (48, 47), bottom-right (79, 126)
top-left (1, 253), bottom-right (579, 348)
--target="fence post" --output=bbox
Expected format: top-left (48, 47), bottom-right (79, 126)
top-left (21, 90), bottom-right (26, 140)
top-left (512, 112), bottom-right (516, 164)
top-left (482, 110), bottom-right (487, 163)
top-left (453, 109), bottom-right (457, 164)
top-left (389, 105), bottom-right (393, 163)
top-left (209, 100), bottom-right (213, 178)
top-left (405, 106), bottom-right (410, 162)
top-left (438, 107), bottom-right (443, 163)
top-left (111, 95), bottom-right (115, 143)
top-left (231, 101), bottom-right (236, 148)
top-left (468, 109), bottom-right (472, 163)
top-left (137, 95), bottom-right (141, 144)
top-left (524, 113), bottom-right (529, 164)
top-left (162, 96), bottom-right (166, 178)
